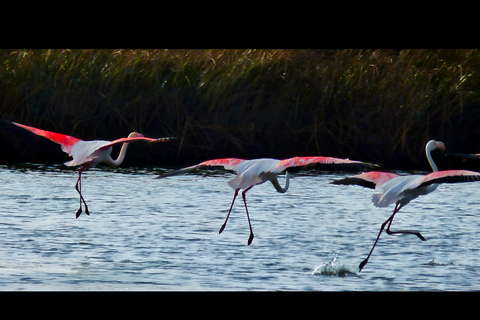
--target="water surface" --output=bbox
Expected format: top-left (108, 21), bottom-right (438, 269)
top-left (1, 164), bottom-right (480, 291)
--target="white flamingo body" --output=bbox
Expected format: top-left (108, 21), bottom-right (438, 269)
top-left (373, 174), bottom-right (438, 208)
top-left (64, 140), bottom-right (117, 167)
top-left (63, 136), bottom-right (160, 168)
top-left (13, 121), bottom-right (171, 218)
top-left (332, 140), bottom-right (480, 271)
top-left (158, 156), bottom-right (376, 245)
top-left (226, 158), bottom-right (291, 192)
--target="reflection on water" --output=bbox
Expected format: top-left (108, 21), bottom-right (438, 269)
top-left (1, 164), bottom-right (480, 290)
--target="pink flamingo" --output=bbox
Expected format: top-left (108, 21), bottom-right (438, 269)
top-left (157, 156), bottom-right (376, 245)
top-left (13, 122), bottom-right (172, 218)
top-left (332, 140), bottom-right (480, 271)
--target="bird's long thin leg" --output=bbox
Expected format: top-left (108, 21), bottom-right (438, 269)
top-left (75, 173), bottom-right (82, 217)
top-left (219, 189), bottom-right (239, 235)
top-left (385, 210), bottom-right (426, 241)
top-left (75, 166), bottom-right (89, 218)
top-left (359, 203), bottom-right (400, 272)
top-left (241, 186), bottom-right (255, 246)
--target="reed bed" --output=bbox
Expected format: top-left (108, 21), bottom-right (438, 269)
top-left (1, 49), bottom-right (480, 170)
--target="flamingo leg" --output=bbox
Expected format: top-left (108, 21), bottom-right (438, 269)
top-left (241, 186), bottom-right (255, 246)
top-left (75, 166), bottom-right (89, 218)
top-left (385, 211), bottom-right (426, 241)
top-left (219, 189), bottom-right (239, 235)
top-left (359, 203), bottom-right (401, 272)
top-left (359, 201), bottom-right (428, 272)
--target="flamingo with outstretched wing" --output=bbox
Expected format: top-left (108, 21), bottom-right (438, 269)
top-left (157, 156), bottom-right (376, 245)
top-left (332, 140), bottom-right (480, 271)
top-left (13, 122), bottom-right (173, 218)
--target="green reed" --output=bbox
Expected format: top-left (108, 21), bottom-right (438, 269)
top-left (1, 49), bottom-right (479, 169)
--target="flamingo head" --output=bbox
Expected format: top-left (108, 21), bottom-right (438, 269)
top-left (127, 132), bottom-right (144, 138)
top-left (435, 141), bottom-right (446, 151)
top-left (426, 140), bottom-right (446, 153)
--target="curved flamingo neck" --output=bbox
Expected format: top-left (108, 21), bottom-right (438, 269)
top-left (106, 142), bottom-right (130, 168)
top-left (270, 171), bottom-right (290, 193)
top-left (425, 140), bottom-right (444, 172)
top-left (104, 132), bottom-right (139, 168)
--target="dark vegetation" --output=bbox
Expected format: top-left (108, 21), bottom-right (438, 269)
top-left (1, 49), bottom-right (480, 171)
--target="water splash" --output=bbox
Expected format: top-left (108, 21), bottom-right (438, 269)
top-left (423, 259), bottom-right (457, 267)
top-left (311, 255), bottom-right (356, 277)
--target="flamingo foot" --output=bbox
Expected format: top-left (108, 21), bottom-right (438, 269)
top-left (247, 232), bottom-right (254, 246)
top-left (75, 204), bottom-right (89, 219)
top-left (359, 258), bottom-right (369, 272)
top-left (386, 229), bottom-right (427, 241)
top-left (219, 223), bottom-right (227, 234)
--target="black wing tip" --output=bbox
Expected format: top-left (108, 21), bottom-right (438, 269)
top-left (331, 177), bottom-right (376, 189)
top-left (155, 165), bottom-right (214, 179)
top-left (420, 171), bottom-right (480, 187)
top-left (155, 168), bottom-right (190, 179)
top-left (446, 152), bottom-right (480, 160)
top-left (299, 161), bottom-right (379, 172)
top-left (151, 137), bottom-right (176, 143)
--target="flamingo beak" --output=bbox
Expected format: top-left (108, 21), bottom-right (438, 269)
top-left (445, 153), bottom-right (480, 160)
top-left (437, 141), bottom-right (446, 151)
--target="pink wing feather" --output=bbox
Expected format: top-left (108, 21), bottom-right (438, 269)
top-left (275, 156), bottom-right (376, 173)
top-left (331, 171), bottom-right (400, 189)
top-left (333, 169), bottom-right (480, 190)
top-left (97, 135), bottom-right (164, 150)
top-left (14, 122), bottom-right (168, 154)
top-left (156, 158), bottom-right (247, 178)
top-left (417, 169), bottom-right (480, 187)
top-left (193, 158), bottom-right (245, 169)
top-left (157, 156), bottom-right (375, 180)
top-left (13, 122), bottom-right (81, 155)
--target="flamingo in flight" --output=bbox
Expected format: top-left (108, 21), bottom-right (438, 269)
top-left (157, 156), bottom-right (376, 245)
top-left (332, 140), bottom-right (480, 271)
top-left (13, 121), bottom-right (172, 218)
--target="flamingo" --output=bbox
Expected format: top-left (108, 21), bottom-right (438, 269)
top-left (12, 121), bottom-right (172, 218)
top-left (157, 156), bottom-right (376, 245)
top-left (332, 140), bottom-right (480, 271)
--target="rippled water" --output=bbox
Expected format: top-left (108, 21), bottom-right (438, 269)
top-left (1, 163), bottom-right (480, 291)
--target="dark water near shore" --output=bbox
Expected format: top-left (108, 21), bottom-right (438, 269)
top-left (1, 164), bottom-right (480, 291)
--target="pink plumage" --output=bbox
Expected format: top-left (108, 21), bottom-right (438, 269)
top-left (13, 122), bottom-right (81, 155)
top-left (158, 155), bottom-right (375, 245)
top-left (13, 121), bottom-right (171, 218)
top-left (332, 140), bottom-right (480, 272)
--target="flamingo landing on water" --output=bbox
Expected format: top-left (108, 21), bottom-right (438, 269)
top-left (157, 156), bottom-right (377, 245)
top-left (13, 122), bottom-right (173, 218)
top-left (332, 140), bottom-right (480, 272)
